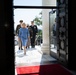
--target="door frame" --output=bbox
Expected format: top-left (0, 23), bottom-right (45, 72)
top-left (49, 9), bottom-right (58, 59)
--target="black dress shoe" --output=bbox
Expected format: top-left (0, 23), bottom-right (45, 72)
top-left (32, 46), bottom-right (35, 48)
top-left (21, 48), bottom-right (23, 50)
top-left (19, 47), bottom-right (20, 50)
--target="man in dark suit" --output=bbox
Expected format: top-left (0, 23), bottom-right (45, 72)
top-left (16, 20), bottom-right (23, 50)
top-left (30, 21), bottom-right (38, 48)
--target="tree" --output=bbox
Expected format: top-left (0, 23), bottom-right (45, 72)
top-left (33, 11), bottom-right (42, 26)
top-left (33, 11), bottom-right (43, 45)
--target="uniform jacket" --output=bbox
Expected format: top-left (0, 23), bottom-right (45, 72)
top-left (30, 25), bottom-right (38, 37)
top-left (16, 24), bottom-right (21, 35)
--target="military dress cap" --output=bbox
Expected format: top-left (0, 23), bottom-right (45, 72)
top-left (19, 20), bottom-right (23, 22)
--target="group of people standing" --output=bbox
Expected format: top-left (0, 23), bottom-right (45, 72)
top-left (16, 20), bottom-right (38, 55)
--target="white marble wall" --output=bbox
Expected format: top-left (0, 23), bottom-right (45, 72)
top-left (42, 0), bottom-right (56, 6)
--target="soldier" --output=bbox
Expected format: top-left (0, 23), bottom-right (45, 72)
top-left (30, 21), bottom-right (38, 48)
top-left (26, 24), bottom-right (32, 48)
top-left (16, 20), bottom-right (23, 50)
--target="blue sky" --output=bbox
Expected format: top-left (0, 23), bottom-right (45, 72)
top-left (13, 0), bottom-right (42, 30)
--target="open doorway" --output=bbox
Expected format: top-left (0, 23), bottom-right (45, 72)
top-left (14, 8), bottom-right (57, 66)
top-left (13, 0), bottom-right (58, 75)
top-left (0, 0), bottom-right (70, 75)
top-left (13, 8), bottom-right (44, 66)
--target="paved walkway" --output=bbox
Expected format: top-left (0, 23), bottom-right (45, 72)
top-left (15, 45), bottom-right (57, 67)
top-left (15, 45), bottom-right (57, 75)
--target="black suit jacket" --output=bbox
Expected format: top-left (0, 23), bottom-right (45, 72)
top-left (30, 25), bottom-right (38, 37)
top-left (16, 24), bottom-right (21, 35)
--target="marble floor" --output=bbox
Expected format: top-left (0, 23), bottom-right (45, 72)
top-left (15, 45), bottom-right (57, 75)
top-left (15, 45), bottom-right (57, 67)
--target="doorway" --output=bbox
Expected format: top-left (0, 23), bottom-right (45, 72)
top-left (13, 8), bottom-right (43, 66)
top-left (13, 0), bottom-right (58, 68)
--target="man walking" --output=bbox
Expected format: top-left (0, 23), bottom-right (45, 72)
top-left (30, 21), bottom-right (38, 48)
top-left (16, 20), bottom-right (23, 50)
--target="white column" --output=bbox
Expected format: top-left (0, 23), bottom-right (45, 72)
top-left (41, 0), bottom-right (56, 55)
top-left (42, 0), bottom-right (56, 6)
top-left (41, 9), bottom-right (50, 55)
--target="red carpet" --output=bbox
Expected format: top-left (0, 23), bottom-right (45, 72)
top-left (16, 64), bottom-right (73, 75)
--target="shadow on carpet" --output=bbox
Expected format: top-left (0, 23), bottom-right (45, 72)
top-left (16, 64), bottom-right (73, 75)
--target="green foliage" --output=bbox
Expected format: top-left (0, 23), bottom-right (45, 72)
top-left (37, 30), bottom-right (42, 39)
top-left (33, 11), bottom-right (42, 26)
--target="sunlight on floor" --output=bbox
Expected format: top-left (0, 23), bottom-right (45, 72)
top-left (15, 45), bottom-right (57, 67)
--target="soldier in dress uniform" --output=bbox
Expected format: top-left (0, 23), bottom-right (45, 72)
top-left (30, 21), bottom-right (38, 48)
top-left (16, 20), bottom-right (23, 50)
